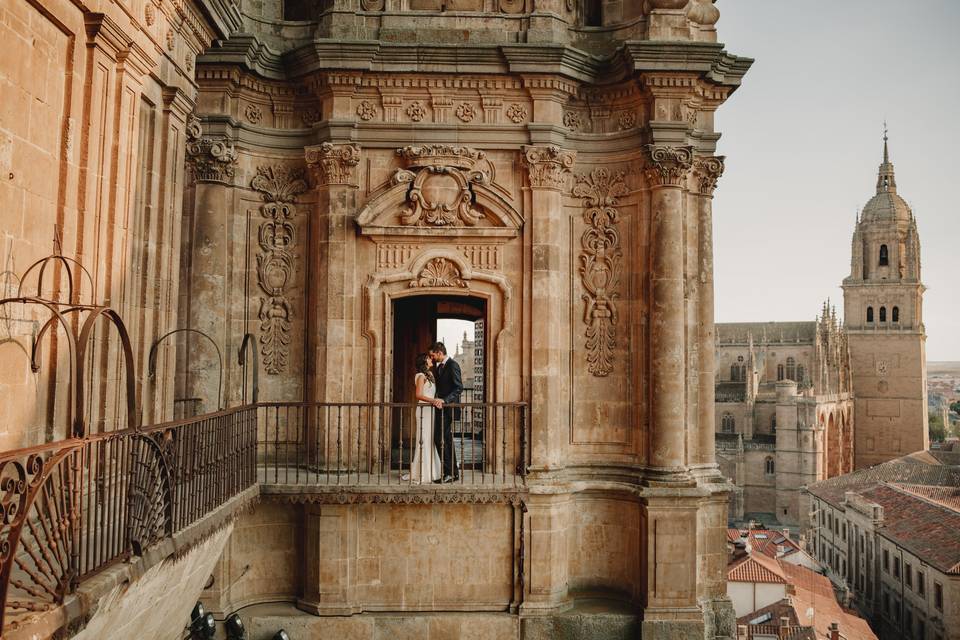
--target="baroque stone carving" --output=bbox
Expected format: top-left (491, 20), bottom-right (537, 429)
top-left (687, 0), bottom-right (720, 25)
top-left (144, 3), bottom-right (155, 25)
top-left (617, 111), bottom-right (637, 130)
top-left (499, 0), bottom-right (525, 13)
top-left (356, 100), bottom-right (377, 121)
top-left (521, 145), bottom-right (576, 190)
top-left (266, 489), bottom-right (524, 506)
top-left (409, 258), bottom-right (468, 289)
top-left (406, 101), bottom-right (426, 122)
top-left (643, 145), bottom-right (694, 187)
top-left (506, 103), bottom-right (528, 123)
top-left (305, 142), bottom-right (361, 187)
top-left (244, 104), bottom-right (263, 124)
top-left (251, 165), bottom-right (309, 375)
top-left (301, 108), bottom-right (322, 126)
top-left (455, 102), bottom-right (476, 122)
top-left (165, 28), bottom-right (175, 51)
top-left (185, 115), bottom-right (238, 185)
top-left (360, 0), bottom-right (385, 9)
top-left (693, 156), bottom-right (725, 196)
top-left (394, 145), bottom-right (491, 227)
top-left (563, 110), bottom-right (585, 131)
top-left (573, 168), bottom-right (627, 377)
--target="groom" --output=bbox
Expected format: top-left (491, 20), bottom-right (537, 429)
top-left (429, 341), bottom-right (462, 483)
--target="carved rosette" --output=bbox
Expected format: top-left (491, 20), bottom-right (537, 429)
top-left (693, 156), bottom-right (725, 196)
top-left (305, 143), bottom-right (361, 187)
top-left (573, 168), bottom-right (628, 377)
top-left (394, 145), bottom-right (492, 227)
top-left (643, 145), bottom-right (694, 188)
top-left (185, 115), bottom-right (239, 185)
top-left (521, 145), bottom-right (576, 191)
top-left (409, 258), bottom-right (468, 289)
top-left (251, 165), bottom-right (309, 374)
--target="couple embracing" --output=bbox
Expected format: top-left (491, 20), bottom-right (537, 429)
top-left (404, 342), bottom-right (462, 484)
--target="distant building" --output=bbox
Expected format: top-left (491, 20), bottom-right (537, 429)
top-left (716, 305), bottom-right (854, 526)
top-left (804, 448), bottom-right (960, 640)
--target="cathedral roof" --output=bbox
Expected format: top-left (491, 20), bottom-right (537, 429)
top-left (860, 130), bottom-right (912, 223)
top-left (716, 321), bottom-right (817, 345)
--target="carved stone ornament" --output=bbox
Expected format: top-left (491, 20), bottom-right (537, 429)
top-left (409, 258), bottom-right (468, 289)
top-left (693, 156), bottom-right (725, 196)
top-left (360, 0), bottom-right (385, 9)
top-left (455, 102), bottom-right (476, 122)
top-left (244, 103), bottom-right (263, 124)
top-left (521, 145), bottom-right (576, 190)
top-left (406, 101), bottom-right (426, 122)
top-left (185, 115), bottom-right (239, 185)
top-left (643, 145), bottom-right (694, 187)
top-left (356, 100), bottom-right (377, 121)
top-left (618, 111), bottom-right (637, 130)
top-left (305, 142), bottom-right (361, 187)
top-left (563, 110), bottom-right (585, 131)
top-left (573, 168), bottom-right (627, 377)
top-left (144, 3), bottom-right (156, 25)
top-left (251, 165), bottom-right (309, 375)
top-left (268, 489), bottom-right (523, 506)
top-left (393, 145), bottom-right (492, 227)
top-left (165, 28), bottom-right (175, 51)
top-left (687, 0), bottom-right (720, 25)
top-left (506, 103), bottom-right (528, 123)
top-left (499, 0), bottom-right (525, 13)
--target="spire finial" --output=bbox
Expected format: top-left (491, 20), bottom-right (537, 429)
top-left (883, 120), bottom-right (889, 164)
top-left (876, 122), bottom-right (897, 194)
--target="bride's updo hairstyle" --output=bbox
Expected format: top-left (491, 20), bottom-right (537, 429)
top-left (415, 353), bottom-right (435, 383)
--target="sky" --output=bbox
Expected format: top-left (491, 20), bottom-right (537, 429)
top-left (713, 1), bottom-right (960, 361)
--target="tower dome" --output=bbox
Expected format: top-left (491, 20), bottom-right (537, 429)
top-left (860, 130), bottom-right (912, 222)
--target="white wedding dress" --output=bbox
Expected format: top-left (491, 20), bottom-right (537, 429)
top-left (410, 373), bottom-right (442, 483)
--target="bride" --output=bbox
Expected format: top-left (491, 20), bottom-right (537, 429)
top-left (402, 353), bottom-right (442, 484)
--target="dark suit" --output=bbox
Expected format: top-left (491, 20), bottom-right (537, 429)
top-left (433, 357), bottom-right (463, 478)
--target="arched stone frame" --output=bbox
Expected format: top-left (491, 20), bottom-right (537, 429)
top-left (361, 248), bottom-right (515, 407)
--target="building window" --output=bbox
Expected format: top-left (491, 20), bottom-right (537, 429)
top-left (722, 413), bottom-right (735, 433)
top-left (777, 364), bottom-right (785, 381)
top-left (730, 364), bottom-right (738, 381)
top-left (842, 522), bottom-right (847, 541)
top-left (786, 357), bottom-right (796, 380)
top-left (894, 557), bottom-right (900, 578)
top-left (880, 306), bottom-right (887, 322)
top-left (906, 563), bottom-right (912, 589)
top-left (765, 457), bottom-right (775, 475)
top-left (880, 244), bottom-right (889, 266)
top-left (771, 414), bottom-right (777, 432)
top-left (796, 365), bottom-right (805, 383)
top-left (905, 608), bottom-right (912, 635)
top-left (893, 306), bottom-right (900, 323)
top-left (934, 582), bottom-right (943, 611)
top-left (867, 306), bottom-right (874, 323)
top-left (918, 572), bottom-right (925, 595)
top-left (883, 549), bottom-right (889, 572)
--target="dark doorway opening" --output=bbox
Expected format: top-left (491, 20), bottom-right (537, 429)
top-left (390, 295), bottom-right (487, 471)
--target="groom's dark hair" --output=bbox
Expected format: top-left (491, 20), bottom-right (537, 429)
top-left (429, 341), bottom-right (447, 355)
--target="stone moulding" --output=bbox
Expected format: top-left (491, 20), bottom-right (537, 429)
top-left (573, 168), bottom-right (628, 377)
top-left (250, 164), bottom-right (309, 375)
top-left (409, 257), bottom-right (468, 289)
top-left (262, 488), bottom-right (525, 506)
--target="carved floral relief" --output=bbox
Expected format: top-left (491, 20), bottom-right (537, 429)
top-left (573, 168), bottom-right (628, 377)
top-left (250, 165), bottom-right (309, 374)
top-left (409, 258), bottom-right (468, 289)
top-left (393, 145), bottom-right (492, 227)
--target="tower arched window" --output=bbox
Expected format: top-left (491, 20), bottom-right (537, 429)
top-left (879, 244), bottom-right (889, 266)
top-left (765, 457), bottom-right (775, 475)
top-left (786, 357), bottom-right (796, 381)
top-left (730, 364), bottom-right (738, 381)
top-left (777, 364), bottom-right (785, 381)
top-left (796, 365), bottom-right (805, 384)
top-left (867, 306), bottom-right (874, 323)
top-left (892, 306), bottom-right (899, 323)
top-left (722, 413), bottom-right (735, 433)
top-left (879, 306), bottom-right (887, 322)
top-left (771, 414), bottom-right (777, 432)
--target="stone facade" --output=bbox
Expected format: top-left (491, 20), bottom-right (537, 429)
top-left (0, 0), bottom-right (753, 638)
top-left (715, 307), bottom-right (854, 527)
top-left (842, 135), bottom-right (929, 469)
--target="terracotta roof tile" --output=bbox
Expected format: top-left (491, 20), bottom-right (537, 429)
top-left (728, 551), bottom-right (787, 584)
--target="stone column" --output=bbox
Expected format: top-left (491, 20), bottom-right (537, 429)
top-left (520, 145), bottom-right (575, 472)
top-left (298, 504), bottom-right (358, 615)
top-left (644, 145), bottom-right (694, 479)
top-left (693, 156), bottom-right (724, 468)
top-left (304, 143), bottom-right (361, 404)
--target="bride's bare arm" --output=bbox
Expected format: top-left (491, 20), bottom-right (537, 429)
top-left (414, 374), bottom-right (431, 403)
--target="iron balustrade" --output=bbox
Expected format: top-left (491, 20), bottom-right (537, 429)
top-left (0, 400), bottom-right (527, 634)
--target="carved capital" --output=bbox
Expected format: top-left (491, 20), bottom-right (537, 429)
top-left (521, 145), bottom-right (576, 191)
top-left (305, 142), bottom-right (361, 187)
top-left (643, 145), bottom-right (694, 188)
top-left (692, 156), bottom-right (725, 196)
top-left (185, 115), bottom-right (239, 185)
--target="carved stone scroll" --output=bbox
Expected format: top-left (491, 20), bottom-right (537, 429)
top-left (643, 145), bottom-right (694, 187)
top-left (573, 168), bottom-right (628, 377)
top-left (304, 142), bottom-right (361, 187)
top-left (409, 258), bottom-right (468, 289)
top-left (693, 156), bottom-right (725, 196)
top-left (251, 165), bottom-right (309, 374)
top-left (394, 145), bottom-right (492, 227)
top-left (185, 115), bottom-right (238, 185)
top-left (521, 145), bottom-right (576, 190)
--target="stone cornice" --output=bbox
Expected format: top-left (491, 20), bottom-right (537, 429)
top-left (194, 0), bottom-right (243, 40)
top-left (198, 36), bottom-right (752, 92)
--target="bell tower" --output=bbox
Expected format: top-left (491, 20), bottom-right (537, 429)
top-left (842, 130), bottom-right (928, 468)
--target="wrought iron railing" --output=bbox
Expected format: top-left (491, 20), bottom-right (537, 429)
top-left (0, 400), bottom-right (527, 634)
top-left (257, 402), bottom-right (529, 487)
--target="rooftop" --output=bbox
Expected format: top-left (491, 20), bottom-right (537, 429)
top-left (716, 321), bottom-right (817, 346)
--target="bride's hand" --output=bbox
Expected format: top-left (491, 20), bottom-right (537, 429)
top-left (433, 399), bottom-right (444, 409)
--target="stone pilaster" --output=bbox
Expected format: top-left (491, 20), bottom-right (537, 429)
top-left (298, 504), bottom-right (359, 615)
top-left (693, 156), bottom-right (724, 468)
top-left (305, 143), bottom-right (361, 403)
top-left (520, 145), bottom-right (575, 472)
top-left (644, 145), bottom-right (694, 480)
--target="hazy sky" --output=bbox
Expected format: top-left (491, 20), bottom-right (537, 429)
top-left (713, 1), bottom-right (960, 360)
